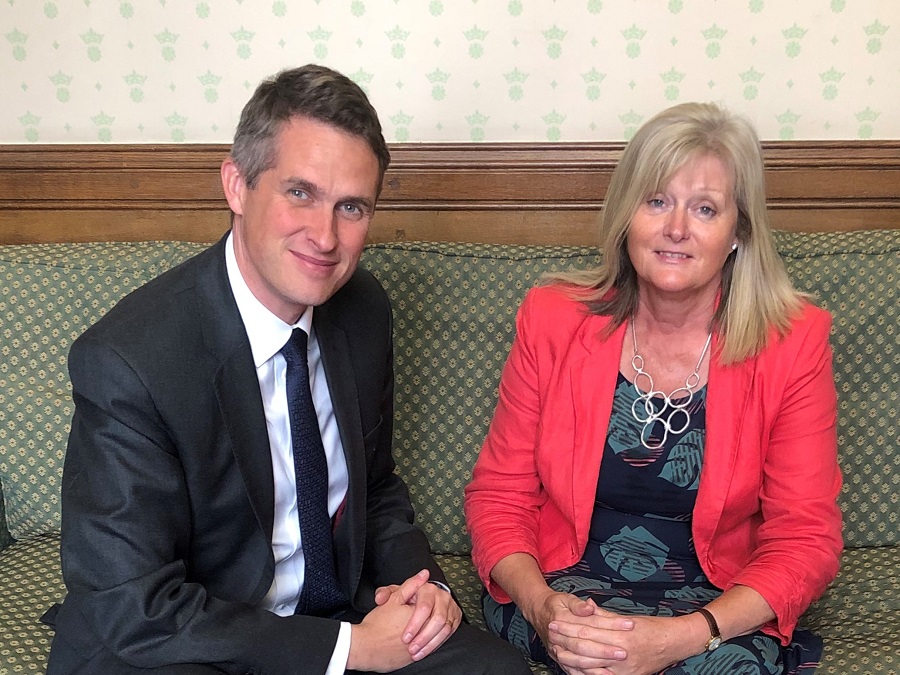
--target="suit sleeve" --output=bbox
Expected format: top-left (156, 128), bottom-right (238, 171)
top-left (725, 307), bottom-right (843, 642)
top-left (59, 335), bottom-right (341, 674)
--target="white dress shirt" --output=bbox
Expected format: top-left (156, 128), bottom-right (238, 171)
top-left (225, 234), bottom-right (351, 673)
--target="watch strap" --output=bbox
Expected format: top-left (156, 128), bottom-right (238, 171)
top-left (694, 607), bottom-right (721, 651)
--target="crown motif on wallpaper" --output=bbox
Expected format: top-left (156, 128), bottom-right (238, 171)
top-left (308, 27), bottom-right (332, 41)
top-left (619, 110), bottom-right (643, 125)
top-left (123, 71), bottom-right (147, 86)
top-left (740, 67), bottom-right (764, 83)
top-left (390, 112), bottom-right (413, 128)
top-left (581, 68), bottom-right (605, 84)
top-left (197, 71), bottom-right (221, 87)
top-left (154, 29), bottom-right (178, 45)
top-left (466, 111), bottom-right (489, 126)
top-left (819, 67), bottom-right (845, 83)
top-left (660, 67), bottom-right (685, 83)
top-left (80, 29), bottom-right (104, 45)
top-left (49, 71), bottom-right (73, 86)
top-left (464, 26), bottom-right (488, 41)
top-left (702, 24), bottom-right (727, 40)
top-left (426, 68), bottom-right (450, 84)
top-left (504, 68), bottom-right (529, 84)
top-left (776, 110), bottom-right (801, 124)
top-left (855, 107), bottom-right (879, 123)
top-left (863, 20), bottom-right (889, 37)
top-left (383, 26), bottom-right (407, 42)
top-left (6, 29), bottom-right (28, 45)
top-left (542, 26), bottom-right (567, 41)
top-left (165, 112), bottom-right (188, 127)
top-left (18, 112), bottom-right (40, 126)
top-left (543, 110), bottom-right (566, 125)
top-left (621, 24), bottom-right (646, 40)
top-left (91, 112), bottom-right (115, 127)
top-left (782, 24), bottom-right (808, 40)
top-left (349, 69), bottom-right (373, 85)
top-left (230, 27), bottom-right (254, 42)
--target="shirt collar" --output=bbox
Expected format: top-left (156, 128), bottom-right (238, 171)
top-left (225, 231), bottom-right (313, 368)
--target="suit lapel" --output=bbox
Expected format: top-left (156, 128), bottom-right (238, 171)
top-left (312, 312), bottom-right (366, 600)
top-left (194, 238), bottom-right (276, 546)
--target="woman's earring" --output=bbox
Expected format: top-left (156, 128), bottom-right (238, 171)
top-left (731, 243), bottom-right (738, 251)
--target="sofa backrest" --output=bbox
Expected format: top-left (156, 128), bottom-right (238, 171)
top-left (0, 241), bottom-right (206, 542)
top-left (0, 231), bottom-right (897, 555)
top-left (365, 234), bottom-right (899, 555)
top-left (361, 243), bottom-right (603, 555)
top-left (774, 230), bottom-right (899, 548)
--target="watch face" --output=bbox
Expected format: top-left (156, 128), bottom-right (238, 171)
top-left (707, 636), bottom-right (723, 652)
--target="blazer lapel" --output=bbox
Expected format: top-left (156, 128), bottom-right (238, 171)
top-left (312, 312), bottom-right (366, 601)
top-left (569, 319), bottom-right (628, 550)
top-left (194, 238), bottom-right (276, 547)
top-left (693, 337), bottom-right (756, 561)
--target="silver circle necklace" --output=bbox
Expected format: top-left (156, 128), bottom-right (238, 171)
top-left (630, 319), bottom-right (712, 450)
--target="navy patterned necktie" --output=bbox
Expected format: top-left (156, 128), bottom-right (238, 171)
top-left (280, 328), bottom-right (346, 617)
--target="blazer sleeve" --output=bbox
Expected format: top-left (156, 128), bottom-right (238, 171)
top-left (724, 306), bottom-right (843, 642)
top-left (465, 288), bottom-right (548, 601)
top-left (58, 336), bottom-right (341, 674)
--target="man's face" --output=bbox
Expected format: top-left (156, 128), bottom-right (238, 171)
top-left (221, 116), bottom-right (381, 324)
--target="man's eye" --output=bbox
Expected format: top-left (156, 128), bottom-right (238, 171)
top-left (289, 189), bottom-right (309, 199)
top-left (340, 203), bottom-right (361, 215)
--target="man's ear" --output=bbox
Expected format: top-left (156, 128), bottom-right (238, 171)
top-left (221, 157), bottom-right (247, 216)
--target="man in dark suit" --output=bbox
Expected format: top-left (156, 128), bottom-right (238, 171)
top-left (47, 65), bottom-right (530, 675)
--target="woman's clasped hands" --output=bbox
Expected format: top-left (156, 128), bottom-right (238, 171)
top-left (528, 590), bottom-right (694, 675)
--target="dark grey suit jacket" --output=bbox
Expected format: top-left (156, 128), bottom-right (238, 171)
top-left (48, 237), bottom-right (445, 674)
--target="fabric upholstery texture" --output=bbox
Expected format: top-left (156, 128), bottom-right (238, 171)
top-left (0, 533), bottom-right (62, 673)
top-left (0, 241), bottom-right (206, 541)
top-left (0, 232), bottom-right (897, 674)
top-left (360, 243), bottom-right (602, 556)
top-left (776, 230), bottom-right (899, 548)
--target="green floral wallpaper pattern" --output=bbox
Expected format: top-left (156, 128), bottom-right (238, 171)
top-left (2, 0), bottom-right (897, 143)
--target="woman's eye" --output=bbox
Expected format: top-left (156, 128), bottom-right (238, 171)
top-left (698, 205), bottom-right (716, 217)
top-left (648, 198), bottom-right (665, 208)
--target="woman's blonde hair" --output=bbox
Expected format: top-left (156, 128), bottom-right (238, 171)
top-left (551, 102), bottom-right (805, 364)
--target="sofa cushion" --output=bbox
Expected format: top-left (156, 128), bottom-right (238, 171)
top-left (362, 243), bottom-right (602, 556)
top-left (0, 242), bottom-right (205, 540)
top-left (804, 545), bottom-right (900, 673)
top-left (0, 533), bottom-right (63, 674)
top-left (774, 230), bottom-right (900, 548)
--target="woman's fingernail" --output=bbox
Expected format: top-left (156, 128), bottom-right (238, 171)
top-left (615, 650), bottom-right (627, 659)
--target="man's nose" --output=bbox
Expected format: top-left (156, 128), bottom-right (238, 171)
top-left (306, 206), bottom-right (338, 251)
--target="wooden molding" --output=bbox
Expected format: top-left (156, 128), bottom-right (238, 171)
top-left (1, 141), bottom-right (898, 245)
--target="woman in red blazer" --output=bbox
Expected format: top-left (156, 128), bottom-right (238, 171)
top-left (465, 103), bottom-right (842, 675)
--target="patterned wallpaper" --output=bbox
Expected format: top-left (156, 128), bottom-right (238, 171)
top-left (2, 0), bottom-right (897, 144)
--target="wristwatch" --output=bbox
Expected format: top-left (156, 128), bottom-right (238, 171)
top-left (695, 607), bottom-right (722, 652)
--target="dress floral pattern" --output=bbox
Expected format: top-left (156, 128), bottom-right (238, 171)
top-left (483, 373), bottom-right (823, 674)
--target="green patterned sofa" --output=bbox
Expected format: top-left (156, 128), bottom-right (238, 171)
top-left (1, 231), bottom-right (897, 674)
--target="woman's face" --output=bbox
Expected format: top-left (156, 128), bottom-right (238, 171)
top-left (626, 153), bottom-right (739, 307)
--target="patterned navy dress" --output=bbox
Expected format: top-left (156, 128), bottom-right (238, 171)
top-left (483, 373), bottom-right (823, 674)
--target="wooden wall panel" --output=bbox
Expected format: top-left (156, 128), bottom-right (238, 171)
top-left (1, 141), bottom-right (897, 246)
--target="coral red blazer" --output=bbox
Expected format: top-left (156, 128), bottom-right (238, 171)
top-left (465, 285), bottom-right (843, 643)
